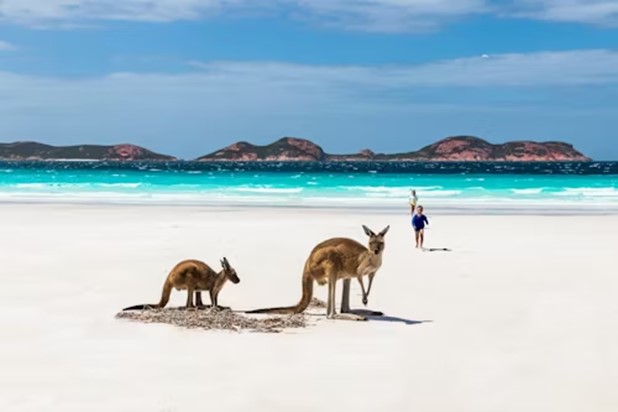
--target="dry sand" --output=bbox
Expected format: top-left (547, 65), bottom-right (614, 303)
top-left (0, 204), bottom-right (617, 411)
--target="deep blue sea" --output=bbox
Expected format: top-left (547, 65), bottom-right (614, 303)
top-left (1, 161), bottom-right (618, 210)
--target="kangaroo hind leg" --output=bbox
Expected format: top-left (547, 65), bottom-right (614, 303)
top-left (195, 291), bottom-right (206, 308)
top-left (327, 275), bottom-right (366, 322)
top-left (185, 286), bottom-right (196, 309)
top-left (340, 278), bottom-right (383, 317)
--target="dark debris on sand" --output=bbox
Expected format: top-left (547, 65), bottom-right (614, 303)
top-left (115, 308), bottom-right (308, 334)
top-left (309, 297), bottom-right (327, 308)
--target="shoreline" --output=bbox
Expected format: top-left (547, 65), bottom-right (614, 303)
top-left (2, 198), bottom-right (618, 215)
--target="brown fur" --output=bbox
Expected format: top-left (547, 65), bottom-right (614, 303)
top-left (122, 257), bottom-right (240, 311)
top-left (246, 225), bottom-right (389, 321)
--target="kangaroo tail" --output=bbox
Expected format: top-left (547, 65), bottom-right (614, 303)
top-left (122, 281), bottom-right (173, 311)
top-left (246, 265), bottom-right (313, 315)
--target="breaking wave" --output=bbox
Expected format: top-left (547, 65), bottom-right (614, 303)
top-left (0, 160), bottom-right (617, 209)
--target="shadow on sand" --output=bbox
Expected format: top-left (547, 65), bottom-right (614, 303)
top-left (344, 309), bottom-right (432, 325)
top-left (422, 247), bottom-right (452, 252)
top-left (240, 308), bottom-right (431, 326)
top-left (366, 314), bottom-right (431, 325)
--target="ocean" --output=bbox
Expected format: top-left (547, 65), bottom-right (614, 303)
top-left (1, 161), bottom-right (617, 211)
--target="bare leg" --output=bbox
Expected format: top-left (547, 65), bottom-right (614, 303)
top-left (415, 230), bottom-right (420, 248)
top-left (420, 229), bottom-right (425, 249)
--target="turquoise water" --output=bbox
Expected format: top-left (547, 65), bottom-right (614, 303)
top-left (1, 161), bottom-right (618, 209)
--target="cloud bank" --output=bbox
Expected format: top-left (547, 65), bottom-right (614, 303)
top-left (188, 49), bottom-right (618, 87)
top-left (1, 0), bottom-right (617, 31)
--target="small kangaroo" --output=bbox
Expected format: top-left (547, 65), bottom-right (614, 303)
top-left (246, 225), bottom-right (389, 321)
top-left (122, 257), bottom-right (240, 311)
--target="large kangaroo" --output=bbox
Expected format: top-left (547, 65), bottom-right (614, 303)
top-left (122, 257), bottom-right (240, 311)
top-left (246, 225), bottom-right (389, 321)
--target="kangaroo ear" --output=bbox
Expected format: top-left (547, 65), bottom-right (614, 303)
top-left (362, 225), bottom-right (375, 237)
top-left (220, 259), bottom-right (225, 268)
top-left (379, 225), bottom-right (390, 236)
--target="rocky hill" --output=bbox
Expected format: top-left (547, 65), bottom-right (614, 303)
top-left (386, 136), bottom-right (591, 161)
top-left (0, 136), bottom-right (591, 162)
top-left (197, 136), bottom-right (591, 162)
top-left (197, 138), bottom-right (329, 161)
top-left (197, 137), bottom-right (387, 162)
top-left (0, 142), bottom-right (176, 161)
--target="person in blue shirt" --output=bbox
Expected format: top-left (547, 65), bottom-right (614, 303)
top-left (411, 205), bottom-right (429, 249)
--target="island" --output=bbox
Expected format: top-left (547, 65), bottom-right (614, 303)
top-left (197, 136), bottom-right (591, 162)
top-left (0, 142), bottom-right (177, 161)
top-left (0, 136), bottom-right (591, 162)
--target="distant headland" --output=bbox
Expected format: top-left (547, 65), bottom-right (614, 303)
top-left (0, 142), bottom-right (175, 161)
top-left (0, 136), bottom-right (591, 162)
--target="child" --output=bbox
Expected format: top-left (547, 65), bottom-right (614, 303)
top-left (408, 189), bottom-right (418, 214)
top-left (412, 205), bottom-right (429, 249)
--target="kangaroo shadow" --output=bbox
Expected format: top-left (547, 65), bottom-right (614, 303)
top-left (241, 307), bottom-right (430, 326)
top-left (348, 309), bottom-right (431, 325)
top-left (367, 315), bottom-right (431, 325)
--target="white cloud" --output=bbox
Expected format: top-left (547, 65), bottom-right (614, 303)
top-left (0, 49), bottom-right (616, 123)
top-left (0, 50), bottom-right (616, 119)
top-left (1, 0), bottom-right (617, 31)
top-left (506, 1), bottom-right (618, 26)
top-left (395, 49), bottom-right (618, 86)
top-left (290, 0), bottom-right (488, 32)
top-left (0, 40), bottom-right (16, 50)
top-left (1, 49), bottom-right (617, 117)
top-left (186, 49), bottom-right (618, 88)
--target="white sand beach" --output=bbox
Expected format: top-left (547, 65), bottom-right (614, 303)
top-left (1, 203), bottom-right (617, 412)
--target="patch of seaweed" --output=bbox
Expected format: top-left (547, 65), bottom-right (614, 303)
top-left (309, 297), bottom-right (327, 308)
top-left (115, 307), bottom-right (307, 333)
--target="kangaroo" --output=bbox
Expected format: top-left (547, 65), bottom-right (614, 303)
top-left (246, 225), bottom-right (389, 321)
top-left (122, 257), bottom-right (240, 311)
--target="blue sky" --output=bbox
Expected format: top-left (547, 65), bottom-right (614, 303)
top-left (0, 1), bottom-right (617, 160)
